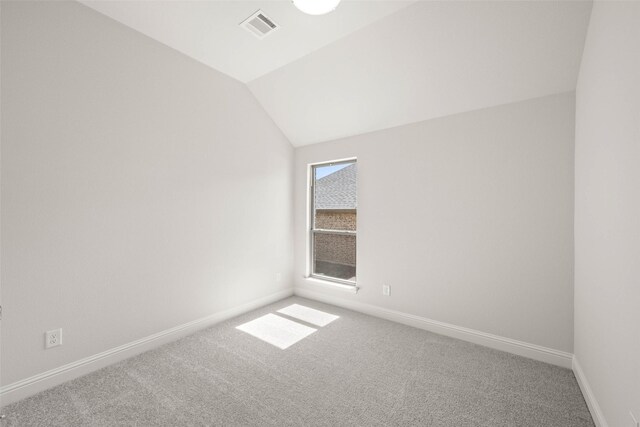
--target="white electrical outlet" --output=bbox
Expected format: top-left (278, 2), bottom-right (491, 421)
top-left (382, 284), bottom-right (390, 296)
top-left (276, 272), bottom-right (282, 283)
top-left (45, 328), bottom-right (62, 349)
top-left (631, 411), bottom-right (639, 427)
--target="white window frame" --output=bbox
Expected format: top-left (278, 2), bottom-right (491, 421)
top-left (307, 158), bottom-right (357, 287)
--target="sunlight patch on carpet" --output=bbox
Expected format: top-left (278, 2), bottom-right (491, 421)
top-left (236, 313), bottom-right (317, 349)
top-left (277, 304), bottom-right (339, 327)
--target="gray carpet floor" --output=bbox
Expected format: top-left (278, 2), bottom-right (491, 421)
top-left (1, 296), bottom-right (594, 426)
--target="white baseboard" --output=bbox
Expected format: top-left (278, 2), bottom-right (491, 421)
top-left (573, 356), bottom-right (608, 427)
top-left (0, 288), bottom-right (294, 407)
top-left (295, 287), bottom-right (573, 369)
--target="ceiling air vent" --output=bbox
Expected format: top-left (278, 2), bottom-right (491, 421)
top-left (240, 10), bottom-right (279, 40)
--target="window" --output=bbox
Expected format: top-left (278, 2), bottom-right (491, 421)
top-left (309, 159), bottom-right (357, 285)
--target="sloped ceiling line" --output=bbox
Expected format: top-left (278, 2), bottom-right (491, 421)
top-left (81, 0), bottom-right (593, 147)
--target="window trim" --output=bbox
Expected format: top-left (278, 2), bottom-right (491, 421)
top-left (307, 158), bottom-right (357, 287)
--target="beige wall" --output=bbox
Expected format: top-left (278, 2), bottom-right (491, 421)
top-left (1, 1), bottom-right (293, 388)
top-left (295, 93), bottom-right (576, 353)
top-left (574, 2), bottom-right (640, 425)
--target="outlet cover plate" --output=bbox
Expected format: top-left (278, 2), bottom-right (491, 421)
top-left (45, 328), bottom-right (62, 349)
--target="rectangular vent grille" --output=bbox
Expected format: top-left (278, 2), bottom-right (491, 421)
top-left (240, 10), bottom-right (280, 40)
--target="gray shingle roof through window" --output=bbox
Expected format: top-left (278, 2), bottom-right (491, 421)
top-left (315, 163), bottom-right (357, 210)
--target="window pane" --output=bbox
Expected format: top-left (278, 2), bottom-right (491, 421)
top-left (314, 162), bottom-right (357, 231)
top-left (311, 160), bottom-right (357, 284)
top-left (313, 232), bottom-right (356, 281)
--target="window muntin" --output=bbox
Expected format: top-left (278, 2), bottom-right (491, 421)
top-left (310, 160), bottom-right (357, 285)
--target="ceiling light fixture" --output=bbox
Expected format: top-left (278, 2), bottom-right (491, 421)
top-left (292, 0), bottom-right (341, 15)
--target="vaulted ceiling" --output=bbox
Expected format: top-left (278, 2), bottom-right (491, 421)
top-left (79, 0), bottom-right (415, 82)
top-left (81, 0), bottom-right (592, 146)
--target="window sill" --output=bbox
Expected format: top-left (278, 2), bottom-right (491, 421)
top-left (303, 276), bottom-right (359, 293)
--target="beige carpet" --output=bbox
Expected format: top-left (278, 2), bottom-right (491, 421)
top-left (1, 296), bottom-right (594, 426)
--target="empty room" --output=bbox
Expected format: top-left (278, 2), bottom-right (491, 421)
top-left (1, 0), bottom-right (638, 425)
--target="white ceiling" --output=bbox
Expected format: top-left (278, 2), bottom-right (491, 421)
top-left (80, 0), bottom-right (414, 83)
top-left (81, 0), bottom-right (592, 147)
top-left (249, 1), bottom-right (593, 145)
